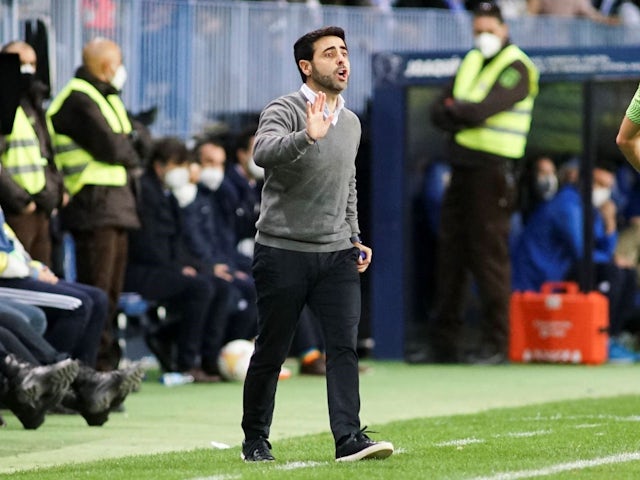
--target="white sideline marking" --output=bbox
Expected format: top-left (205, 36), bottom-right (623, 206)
top-left (468, 452), bottom-right (640, 480)
top-left (276, 461), bottom-right (326, 470)
top-left (501, 430), bottom-right (552, 438)
top-left (435, 438), bottom-right (485, 447)
top-left (526, 414), bottom-right (640, 423)
top-left (210, 441), bottom-right (231, 449)
top-left (189, 475), bottom-right (240, 480)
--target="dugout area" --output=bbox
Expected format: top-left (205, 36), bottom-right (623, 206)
top-left (369, 46), bottom-right (640, 359)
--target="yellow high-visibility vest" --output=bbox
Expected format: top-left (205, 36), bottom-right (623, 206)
top-left (46, 78), bottom-right (131, 195)
top-left (1, 106), bottom-right (47, 194)
top-left (453, 44), bottom-right (539, 159)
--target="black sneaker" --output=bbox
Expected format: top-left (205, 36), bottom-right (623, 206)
top-left (335, 427), bottom-right (394, 462)
top-left (241, 438), bottom-right (275, 462)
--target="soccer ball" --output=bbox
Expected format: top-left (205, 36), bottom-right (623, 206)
top-left (217, 339), bottom-right (255, 382)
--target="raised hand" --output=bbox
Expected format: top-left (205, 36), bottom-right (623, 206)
top-left (305, 91), bottom-right (334, 142)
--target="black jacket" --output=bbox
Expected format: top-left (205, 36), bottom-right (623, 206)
top-left (127, 170), bottom-right (200, 271)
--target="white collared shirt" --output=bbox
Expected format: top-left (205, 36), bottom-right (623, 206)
top-left (300, 83), bottom-right (344, 126)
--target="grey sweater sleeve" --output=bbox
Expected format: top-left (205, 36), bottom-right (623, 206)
top-left (253, 96), bottom-right (314, 168)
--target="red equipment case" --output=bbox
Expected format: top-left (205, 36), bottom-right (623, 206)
top-left (509, 282), bottom-right (609, 365)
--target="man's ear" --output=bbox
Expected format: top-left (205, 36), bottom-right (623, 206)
top-left (299, 59), bottom-right (312, 78)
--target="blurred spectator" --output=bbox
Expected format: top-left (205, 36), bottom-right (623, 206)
top-left (0, 41), bottom-right (65, 267)
top-left (509, 154), bottom-right (558, 254)
top-left (46, 37), bottom-right (149, 371)
top-left (82, 0), bottom-right (116, 31)
top-left (527, 0), bottom-right (619, 24)
top-left (617, 0), bottom-right (640, 25)
top-left (192, 138), bottom-right (249, 271)
top-left (124, 137), bottom-right (232, 382)
top-left (394, 0), bottom-right (466, 9)
top-left (225, 125), bottom-right (263, 246)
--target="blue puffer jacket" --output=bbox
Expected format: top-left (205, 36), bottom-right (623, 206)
top-left (511, 184), bottom-right (617, 292)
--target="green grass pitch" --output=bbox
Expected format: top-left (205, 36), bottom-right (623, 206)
top-left (2, 361), bottom-right (640, 479)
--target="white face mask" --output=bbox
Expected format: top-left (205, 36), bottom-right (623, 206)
top-left (172, 183), bottom-right (198, 208)
top-left (535, 174), bottom-right (558, 201)
top-left (20, 64), bottom-right (36, 75)
top-left (247, 157), bottom-right (264, 180)
top-left (110, 64), bottom-right (127, 90)
top-left (200, 167), bottom-right (224, 191)
top-left (474, 32), bottom-right (503, 59)
top-left (164, 166), bottom-right (190, 190)
top-left (592, 187), bottom-right (611, 208)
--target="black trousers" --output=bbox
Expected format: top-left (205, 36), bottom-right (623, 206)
top-left (242, 244), bottom-right (362, 444)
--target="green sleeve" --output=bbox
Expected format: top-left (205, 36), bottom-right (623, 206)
top-left (626, 83), bottom-right (640, 125)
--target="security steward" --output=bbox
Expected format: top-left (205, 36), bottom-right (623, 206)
top-left (46, 37), bottom-right (148, 371)
top-left (428, 2), bottom-right (539, 364)
top-left (0, 41), bottom-right (64, 266)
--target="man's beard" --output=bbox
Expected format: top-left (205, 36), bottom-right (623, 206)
top-left (310, 70), bottom-right (346, 94)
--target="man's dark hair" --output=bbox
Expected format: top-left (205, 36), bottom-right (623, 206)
top-left (293, 26), bottom-right (346, 83)
top-left (148, 136), bottom-right (188, 170)
top-left (473, 1), bottom-right (504, 23)
top-left (192, 136), bottom-right (227, 165)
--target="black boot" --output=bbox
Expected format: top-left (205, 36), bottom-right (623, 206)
top-left (0, 355), bottom-right (79, 429)
top-left (64, 363), bottom-right (144, 426)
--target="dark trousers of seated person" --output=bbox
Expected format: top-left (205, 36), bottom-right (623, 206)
top-left (569, 262), bottom-right (637, 337)
top-left (0, 278), bottom-right (106, 366)
top-left (205, 276), bottom-right (257, 372)
top-left (198, 275), bottom-right (236, 372)
top-left (242, 245), bottom-right (361, 444)
top-left (124, 266), bottom-right (216, 371)
top-left (0, 315), bottom-right (68, 366)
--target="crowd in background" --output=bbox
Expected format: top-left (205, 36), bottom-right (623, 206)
top-left (239, 0), bottom-right (640, 23)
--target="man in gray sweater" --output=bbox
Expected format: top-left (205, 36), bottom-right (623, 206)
top-left (240, 26), bottom-right (393, 463)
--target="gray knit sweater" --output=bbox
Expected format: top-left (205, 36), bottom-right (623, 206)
top-left (254, 91), bottom-right (361, 252)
